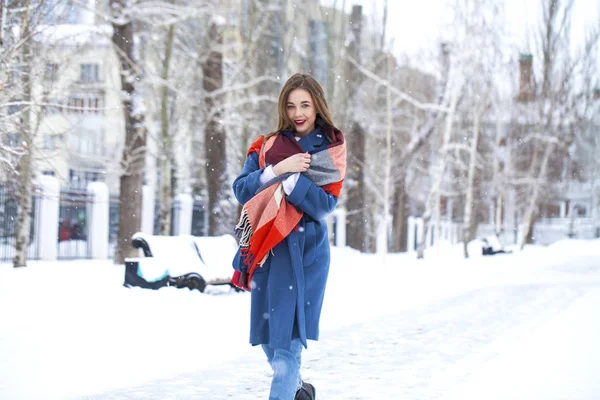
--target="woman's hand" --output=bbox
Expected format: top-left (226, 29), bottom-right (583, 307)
top-left (272, 153), bottom-right (311, 175)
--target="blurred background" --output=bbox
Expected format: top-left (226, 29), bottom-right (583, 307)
top-left (1, 0), bottom-right (599, 267)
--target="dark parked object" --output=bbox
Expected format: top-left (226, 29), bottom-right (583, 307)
top-left (123, 233), bottom-right (238, 293)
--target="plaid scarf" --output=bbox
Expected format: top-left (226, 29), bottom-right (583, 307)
top-left (231, 124), bottom-right (346, 291)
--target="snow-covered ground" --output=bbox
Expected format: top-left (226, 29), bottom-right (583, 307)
top-left (1, 239), bottom-right (600, 399)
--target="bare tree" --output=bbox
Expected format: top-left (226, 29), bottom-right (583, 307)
top-left (1, 0), bottom-right (55, 267)
top-left (344, 5), bottom-right (368, 252)
top-left (158, 2), bottom-right (176, 235)
top-left (111, 0), bottom-right (147, 263)
top-left (203, 19), bottom-right (229, 236)
top-left (391, 71), bottom-right (442, 252)
top-left (516, 0), bottom-right (600, 249)
top-left (416, 68), bottom-right (462, 259)
top-left (379, 53), bottom-right (393, 254)
top-left (344, 43), bottom-right (447, 254)
top-left (12, 0), bottom-right (34, 268)
top-left (457, 0), bottom-right (503, 258)
top-left (0, 0), bottom-right (6, 48)
top-left (461, 95), bottom-right (484, 258)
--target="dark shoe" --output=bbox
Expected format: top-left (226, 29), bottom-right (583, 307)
top-left (295, 381), bottom-right (315, 400)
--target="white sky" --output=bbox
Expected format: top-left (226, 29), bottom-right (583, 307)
top-left (329, 0), bottom-right (600, 59)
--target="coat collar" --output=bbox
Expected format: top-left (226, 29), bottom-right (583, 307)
top-left (283, 126), bottom-right (326, 153)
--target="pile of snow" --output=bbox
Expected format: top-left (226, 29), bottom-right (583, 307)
top-left (131, 233), bottom-right (236, 284)
top-left (0, 239), bottom-right (599, 399)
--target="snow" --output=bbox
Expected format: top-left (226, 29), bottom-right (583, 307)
top-left (57, 239), bottom-right (89, 257)
top-left (1, 239), bottom-right (600, 399)
top-left (212, 15), bottom-right (227, 27)
top-left (447, 289), bottom-right (600, 400)
top-left (130, 233), bottom-right (235, 283)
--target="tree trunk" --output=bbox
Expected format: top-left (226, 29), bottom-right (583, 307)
top-left (379, 55), bottom-right (393, 255)
top-left (13, 0), bottom-right (33, 268)
top-left (159, 19), bottom-right (175, 236)
top-left (13, 151), bottom-right (33, 268)
top-left (518, 142), bottom-right (554, 250)
top-left (380, 0), bottom-right (388, 50)
top-left (391, 176), bottom-right (408, 252)
top-left (493, 119), bottom-right (505, 235)
top-left (346, 121), bottom-right (367, 251)
top-left (345, 5), bottom-right (367, 252)
top-left (111, 0), bottom-right (147, 264)
top-left (462, 103), bottom-right (482, 258)
top-left (494, 194), bottom-right (503, 235)
top-left (0, 0), bottom-right (6, 48)
top-left (416, 210), bottom-right (433, 259)
top-left (517, 0), bottom-right (568, 250)
top-left (203, 21), bottom-right (228, 236)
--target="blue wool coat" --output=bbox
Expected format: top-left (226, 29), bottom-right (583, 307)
top-left (232, 128), bottom-right (339, 350)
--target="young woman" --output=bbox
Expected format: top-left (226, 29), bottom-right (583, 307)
top-left (231, 73), bottom-right (346, 400)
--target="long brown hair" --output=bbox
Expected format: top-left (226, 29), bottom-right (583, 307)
top-left (267, 73), bottom-right (335, 139)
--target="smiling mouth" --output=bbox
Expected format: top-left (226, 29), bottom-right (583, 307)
top-left (294, 120), bottom-right (306, 126)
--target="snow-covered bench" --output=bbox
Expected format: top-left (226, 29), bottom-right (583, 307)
top-left (123, 233), bottom-right (237, 293)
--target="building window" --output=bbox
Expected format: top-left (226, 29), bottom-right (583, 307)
top-left (67, 6), bottom-right (81, 24)
top-left (80, 64), bottom-right (99, 83)
top-left (74, 97), bottom-right (84, 112)
top-left (7, 100), bottom-right (22, 115)
top-left (5, 133), bottom-right (20, 148)
top-left (69, 169), bottom-right (101, 189)
top-left (541, 203), bottom-right (561, 218)
top-left (89, 96), bottom-right (100, 112)
top-left (71, 128), bottom-right (104, 156)
top-left (66, 95), bottom-right (103, 114)
top-left (8, 70), bottom-right (21, 86)
top-left (41, 0), bottom-right (80, 25)
top-left (45, 63), bottom-right (58, 82)
top-left (43, 135), bottom-right (60, 150)
top-left (45, 99), bottom-right (62, 114)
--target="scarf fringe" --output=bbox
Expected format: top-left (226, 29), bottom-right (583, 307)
top-left (234, 208), bottom-right (252, 247)
top-left (235, 207), bottom-right (271, 274)
top-left (258, 251), bottom-right (270, 267)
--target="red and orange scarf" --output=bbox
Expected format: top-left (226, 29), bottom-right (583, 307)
top-left (231, 125), bottom-right (346, 291)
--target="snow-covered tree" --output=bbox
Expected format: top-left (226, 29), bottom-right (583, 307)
top-left (453, 0), bottom-right (505, 258)
top-left (344, 5), bottom-right (368, 252)
top-left (110, 0), bottom-right (147, 263)
top-left (416, 59), bottom-right (462, 259)
top-left (1, 0), bottom-right (71, 267)
top-left (156, 0), bottom-right (176, 236)
top-left (512, 0), bottom-right (600, 250)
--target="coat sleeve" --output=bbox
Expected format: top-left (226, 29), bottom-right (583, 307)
top-left (285, 174), bottom-right (339, 221)
top-left (232, 152), bottom-right (265, 205)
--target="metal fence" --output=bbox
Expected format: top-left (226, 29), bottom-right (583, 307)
top-left (191, 198), bottom-right (207, 237)
top-left (152, 197), bottom-right (206, 236)
top-left (105, 196), bottom-right (208, 258)
top-left (153, 199), bottom-right (177, 235)
top-left (171, 198), bottom-right (182, 235)
top-left (0, 186), bottom-right (42, 263)
top-left (57, 189), bottom-right (93, 260)
top-left (1, 186), bottom-right (209, 263)
top-left (108, 194), bottom-right (120, 259)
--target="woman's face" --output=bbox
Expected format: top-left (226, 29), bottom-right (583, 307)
top-left (286, 88), bottom-right (316, 136)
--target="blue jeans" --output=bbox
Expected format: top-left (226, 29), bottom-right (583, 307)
top-left (262, 339), bottom-right (303, 400)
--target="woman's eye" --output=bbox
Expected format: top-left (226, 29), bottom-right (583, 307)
top-left (287, 106), bottom-right (294, 109)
